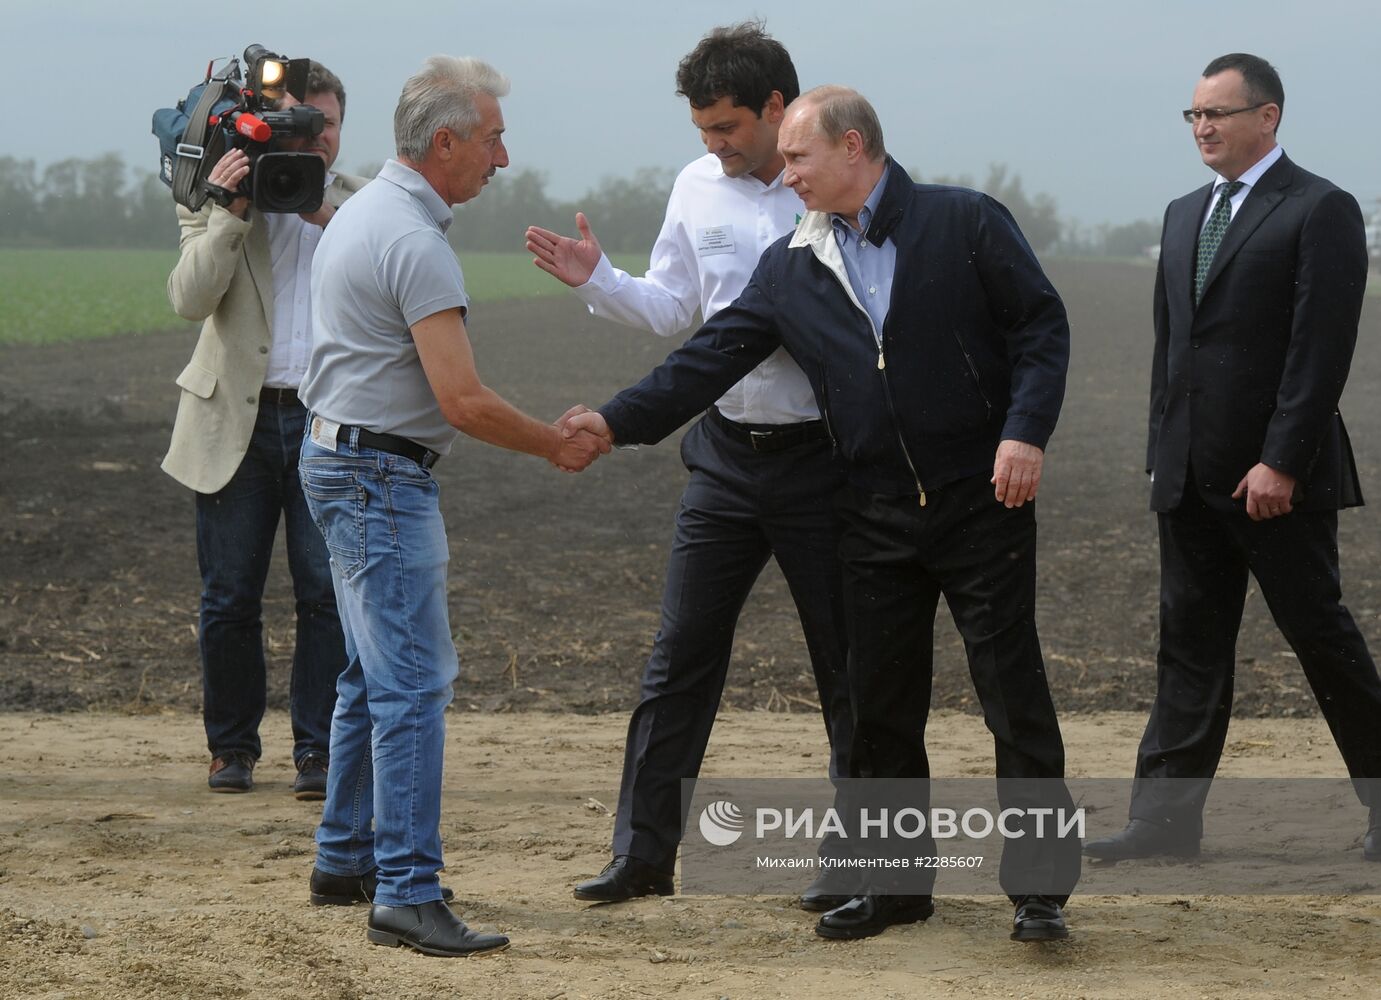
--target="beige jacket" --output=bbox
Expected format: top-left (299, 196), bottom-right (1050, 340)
top-left (161, 172), bottom-right (366, 493)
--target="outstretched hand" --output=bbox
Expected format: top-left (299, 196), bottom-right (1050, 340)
top-left (550, 404), bottom-right (612, 473)
top-left (525, 213), bottom-right (602, 288)
top-left (563, 408), bottom-right (614, 446)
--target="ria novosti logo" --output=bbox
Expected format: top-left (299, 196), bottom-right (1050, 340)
top-left (698, 800), bottom-right (745, 846)
top-left (695, 801), bottom-right (1085, 845)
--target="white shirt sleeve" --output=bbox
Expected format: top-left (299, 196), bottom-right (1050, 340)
top-left (571, 184), bottom-right (699, 338)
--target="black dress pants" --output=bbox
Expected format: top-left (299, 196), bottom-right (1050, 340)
top-left (836, 474), bottom-right (1080, 902)
top-left (611, 415), bottom-right (853, 869)
top-left (1131, 485), bottom-right (1381, 832)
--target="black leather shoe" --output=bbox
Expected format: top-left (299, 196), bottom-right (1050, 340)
top-left (310, 867), bottom-right (454, 906)
top-left (1011, 895), bottom-right (1069, 941)
top-left (367, 900), bottom-right (508, 957)
top-left (1364, 806), bottom-right (1381, 862)
top-left (814, 894), bottom-right (934, 940)
top-left (208, 752), bottom-right (255, 793)
top-left (292, 752), bottom-right (328, 801)
top-left (1082, 819), bottom-right (1200, 860)
top-left (573, 856), bottom-right (673, 902)
top-left (799, 870), bottom-right (852, 912)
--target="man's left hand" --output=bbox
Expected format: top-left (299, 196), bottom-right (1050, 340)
top-left (992, 440), bottom-right (1044, 508)
top-left (1232, 463), bottom-right (1297, 521)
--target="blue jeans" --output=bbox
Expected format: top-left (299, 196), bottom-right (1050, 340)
top-left (299, 429), bottom-right (457, 906)
top-left (196, 398), bottom-right (345, 765)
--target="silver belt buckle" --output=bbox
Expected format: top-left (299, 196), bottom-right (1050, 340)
top-left (749, 429), bottom-right (773, 451)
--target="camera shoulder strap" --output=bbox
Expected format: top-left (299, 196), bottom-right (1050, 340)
top-left (172, 69), bottom-right (239, 212)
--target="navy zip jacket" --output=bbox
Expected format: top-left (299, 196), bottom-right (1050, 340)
top-left (599, 158), bottom-right (1071, 497)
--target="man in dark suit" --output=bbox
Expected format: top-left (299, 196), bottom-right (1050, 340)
top-left (1085, 53), bottom-right (1381, 862)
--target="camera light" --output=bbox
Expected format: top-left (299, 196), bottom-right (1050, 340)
top-left (260, 59), bottom-right (285, 87)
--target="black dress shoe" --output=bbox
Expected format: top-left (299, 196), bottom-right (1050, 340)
top-left (572, 856), bottom-right (673, 902)
top-left (310, 867), bottom-right (454, 906)
top-left (814, 894), bottom-right (935, 940)
top-left (1011, 895), bottom-right (1069, 941)
top-left (1082, 819), bottom-right (1200, 860)
top-left (208, 752), bottom-right (255, 793)
top-left (292, 752), bottom-right (328, 801)
top-left (367, 900), bottom-right (508, 957)
top-left (1365, 806), bottom-right (1381, 862)
top-left (799, 870), bottom-right (852, 912)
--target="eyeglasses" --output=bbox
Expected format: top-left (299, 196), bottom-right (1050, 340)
top-left (1181, 103), bottom-right (1268, 125)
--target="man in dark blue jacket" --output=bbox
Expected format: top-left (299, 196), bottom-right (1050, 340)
top-left (566, 86), bottom-right (1080, 942)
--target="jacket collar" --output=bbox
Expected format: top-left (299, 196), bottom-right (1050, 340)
top-left (789, 156), bottom-right (912, 251)
top-left (1196, 153), bottom-right (1295, 305)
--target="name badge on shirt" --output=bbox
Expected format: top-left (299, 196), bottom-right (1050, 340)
top-left (696, 225), bottom-right (736, 257)
top-left (310, 415), bottom-right (341, 452)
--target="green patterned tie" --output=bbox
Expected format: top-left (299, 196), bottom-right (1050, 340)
top-left (1194, 180), bottom-right (1244, 304)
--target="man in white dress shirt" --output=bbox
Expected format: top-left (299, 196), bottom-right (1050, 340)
top-left (526, 22), bottom-right (852, 909)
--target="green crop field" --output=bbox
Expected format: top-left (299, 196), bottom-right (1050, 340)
top-left (0, 248), bottom-right (649, 346)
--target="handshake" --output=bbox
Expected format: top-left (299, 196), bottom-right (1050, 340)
top-left (549, 404), bottom-right (614, 473)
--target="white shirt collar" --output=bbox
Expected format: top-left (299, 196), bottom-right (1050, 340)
top-left (1217, 144), bottom-right (1283, 192)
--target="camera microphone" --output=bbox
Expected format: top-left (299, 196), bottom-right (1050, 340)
top-left (231, 112), bottom-right (272, 144)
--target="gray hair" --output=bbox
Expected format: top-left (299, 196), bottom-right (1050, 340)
top-left (797, 85), bottom-right (886, 161)
top-left (393, 56), bottom-right (510, 161)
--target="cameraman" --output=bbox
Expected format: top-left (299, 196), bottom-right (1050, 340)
top-left (163, 60), bottom-right (365, 798)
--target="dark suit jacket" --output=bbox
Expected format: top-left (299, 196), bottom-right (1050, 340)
top-left (1147, 152), bottom-right (1369, 513)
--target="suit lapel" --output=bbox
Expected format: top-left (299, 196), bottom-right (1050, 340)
top-left (1165, 185), bottom-right (1212, 314)
top-left (242, 210), bottom-right (275, 331)
top-left (1197, 154), bottom-right (1293, 305)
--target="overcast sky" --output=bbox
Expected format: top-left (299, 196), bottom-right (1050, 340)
top-left (9, 0), bottom-right (1379, 230)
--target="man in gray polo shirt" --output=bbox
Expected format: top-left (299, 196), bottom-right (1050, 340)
top-left (298, 55), bottom-right (607, 958)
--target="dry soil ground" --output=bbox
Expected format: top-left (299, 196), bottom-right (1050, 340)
top-left (2, 261), bottom-right (1381, 997)
top-left (1, 710), bottom-right (1378, 999)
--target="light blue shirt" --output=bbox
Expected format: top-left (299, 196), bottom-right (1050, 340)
top-left (830, 170), bottom-right (896, 335)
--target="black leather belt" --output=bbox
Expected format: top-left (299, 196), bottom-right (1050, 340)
top-left (706, 408), bottom-right (828, 453)
top-left (344, 425), bottom-right (440, 469)
top-left (261, 385), bottom-right (300, 406)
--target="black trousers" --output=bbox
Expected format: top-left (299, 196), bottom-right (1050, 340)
top-left (612, 415), bottom-right (853, 869)
top-left (836, 475), bottom-right (1080, 901)
top-left (1131, 485), bottom-right (1381, 832)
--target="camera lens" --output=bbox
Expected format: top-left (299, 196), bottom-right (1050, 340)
top-left (251, 153), bottom-right (325, 213)
top-left (264, 164), bottom-right (305, 201)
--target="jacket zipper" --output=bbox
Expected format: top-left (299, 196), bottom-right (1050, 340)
top-left (800, 222), bottom-right (927, 506)
top-left (873, 326), bottom-right (927, 507)
top-left (952, 330), bottom-right (993, 419)
top-left (839, 282), bottom-right (927, 507)
top-left (818, 370), bottom-right (840, 454)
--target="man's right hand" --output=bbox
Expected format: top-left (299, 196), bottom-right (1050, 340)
top-left (562, 408), bottom-right (614, 447)
top-left (207, 149), bottom-right (251, 219)
top-left (553, 428), bottom-right (609, 473)
top-left (525, 213), bottom-right (602, 287)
